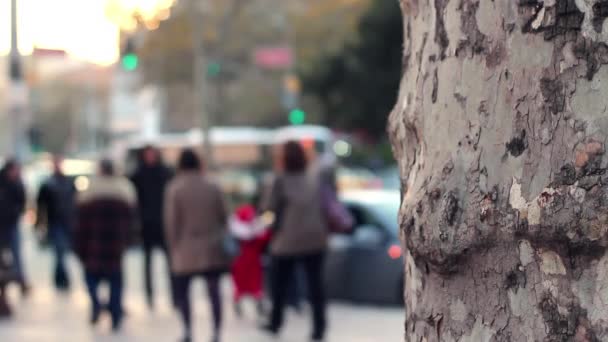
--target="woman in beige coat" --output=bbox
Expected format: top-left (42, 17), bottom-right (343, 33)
top-left (164, 149), bottom-right (230, 342)
top-left (262, 141), bottom-right (329, 341)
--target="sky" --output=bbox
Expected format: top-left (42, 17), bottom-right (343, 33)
top-left (0, 0), bottom-right (174, 65)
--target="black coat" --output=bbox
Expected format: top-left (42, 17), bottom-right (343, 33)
top-left (130, 164), bottom-right (172, 243)
top-left (0, 176), bottom-right (25, 243)
top-left (37, 174), bottom-right (77, 229)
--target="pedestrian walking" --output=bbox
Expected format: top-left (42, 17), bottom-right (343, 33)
top-left (229, 203), bottom-right (271, 317)
top-left (262, 141), bottom-right (329, 342)
top-left (164, 149), bottom-right (230, 342)
top-left (74, 159), bottom-right (136, 332)
top-left (0, 241), bottom-right (12, 318)
top-left (255, 171), bottom-right (304, 314)
top-left (129, 145), bottom-right (173, 309)
top-left (36, 156), bottom-right (76, 291)
top-left (0, 159), bottom-right (29, 296)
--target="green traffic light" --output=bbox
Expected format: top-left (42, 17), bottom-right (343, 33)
top-left (122, 53), bottom-right (139, 71)
top-left (207, 62), bottom-right (221, 77)
top-left (289, 108), bottom-right (306, 125)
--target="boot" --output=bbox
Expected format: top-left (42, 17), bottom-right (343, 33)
top-left (0, 294), bottom-right (12, 319)
top-left (19, 281), bottom-right (31, 298)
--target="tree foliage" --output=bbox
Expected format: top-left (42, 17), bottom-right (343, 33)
top-left (112, 0), bottom-right (374, 130)
top-left (292, 0), bottom-right (371, 75)
top-left (302, 0), bottom-right (403, 138)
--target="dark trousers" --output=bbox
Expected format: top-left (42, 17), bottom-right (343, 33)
top-left (270, 252), bottom-right (327, 339)
top-left (174, 272), bottom-right (223, 338)
top-left (142, 223), bottom-right (175, 307)
top-left (9, 225), bottom-right (25, 284)
top-left (143, 240), bottom-right (173, 306)
top-left (0, 245), bottom-right (10, 316)
top-left (49, 225), bottom-right (70, 290)
top-left (84, 271), bottom-right (123, 327)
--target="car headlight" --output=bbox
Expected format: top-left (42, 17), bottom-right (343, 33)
top-left (75, 176), bottom-right (90, 192)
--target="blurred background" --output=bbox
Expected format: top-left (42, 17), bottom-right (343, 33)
top-left (0, 1), bottom-right (404, 340)
top-left (1, 0), bottom-right (401, 186)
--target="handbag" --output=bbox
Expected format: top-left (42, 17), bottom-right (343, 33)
top-left (321, 183), bottom-right (354, 234)
top-left (270, 177), bottom-right (287, 232)
top-left (223, 232), bottom-right (241, 260)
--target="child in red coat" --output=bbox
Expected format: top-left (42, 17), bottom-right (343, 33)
top-left (230, 204), bottom-right (271, 317)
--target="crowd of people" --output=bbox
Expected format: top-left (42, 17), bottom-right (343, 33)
top-left (0, 140), bottom-right (345, 342)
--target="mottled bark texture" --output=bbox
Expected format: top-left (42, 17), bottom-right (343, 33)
top-left (389, 0), bottom-right (608, 341)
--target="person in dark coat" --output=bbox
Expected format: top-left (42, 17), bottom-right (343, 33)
top-left (0, 159), bottom-right (23, 317)
top-left (0, 159), bottom-right (28, 295)
top-left (75, 159), bottom-right (136, 331)
top-left (129, 145), bottom-right (173, 309)
top-left (36, 156), bottom-right (77, 291)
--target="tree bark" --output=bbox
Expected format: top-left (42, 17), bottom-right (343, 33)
top-left (389, 0), bottom-right (608, 340)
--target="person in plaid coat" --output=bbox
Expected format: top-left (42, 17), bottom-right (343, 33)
top-left (74, 160), bottom-right (136, 331)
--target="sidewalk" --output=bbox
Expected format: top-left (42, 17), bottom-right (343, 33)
top-left (0, 232), bottom-right (404, 341)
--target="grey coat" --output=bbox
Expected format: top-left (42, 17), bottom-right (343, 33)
top-left (269, 172), bottom-right (328, 256)
top-left (164, 172), bottom-right (230, 275)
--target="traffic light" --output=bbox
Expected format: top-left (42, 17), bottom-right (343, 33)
top-left (9, 57), bottom-right (23, 81)
top-left (28, 126), bottom-right (43, 153)
top-left (289, 108), bottom-right (306, 125)
top-left (121, 37), bottom-right (138, 71)
top-left (122, 53), bottom-right (139, 71)
top-left (284, 74), bottom-right (301, 93)
top-left (282, 74), bottom-right (300, 110)
top-left (207, 62), bottom-right (221, 78)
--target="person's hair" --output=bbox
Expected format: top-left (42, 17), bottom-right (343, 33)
top-left (140, 144), bottom-right (160, 161)
top-left (52, 154), bottom-right (64, 171)
top-left (99, 159), bottom-right (114, 176)
top-left (141, 144), bottom-right (157, 156)
top-left (2, 158), bottom-right (18, 171)
top-left (0, 158), bottom-right (19, 178)
top-left (283, 141), bottom-right (308, 173)
top-left (178, 149), bottom-right (202, 171)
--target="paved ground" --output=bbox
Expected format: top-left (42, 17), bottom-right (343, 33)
top-left (0, 230), bottom-right (404, 341)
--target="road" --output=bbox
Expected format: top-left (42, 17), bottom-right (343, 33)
top-left (0, 229), bottom-right (404, 341)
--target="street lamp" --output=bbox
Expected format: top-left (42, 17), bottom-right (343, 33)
top-left (190, 0), bottom-right (215, 168)
top-left (5, 0), bottom-right (30, 160)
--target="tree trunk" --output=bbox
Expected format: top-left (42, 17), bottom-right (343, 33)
top-left (389, 0), bottom-right (608, 340)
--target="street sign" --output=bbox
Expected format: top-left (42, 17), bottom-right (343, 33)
top-left (253, 47), bottom-right (294, 69)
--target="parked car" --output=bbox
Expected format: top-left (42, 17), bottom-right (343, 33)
top-left (377, 166), bottom-right (400, 190)
top-left (324, 190), bottom-right (403, 306)
top-left (337, 167), bottom-right (384, 191)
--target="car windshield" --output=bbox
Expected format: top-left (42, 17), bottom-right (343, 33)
top-left (343, 192), bottom-right (401, 236)
top-left (369, 201), bottom-right (400, 236)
